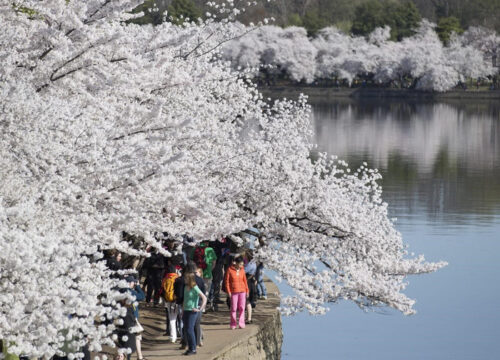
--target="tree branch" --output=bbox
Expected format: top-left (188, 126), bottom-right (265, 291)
top-left (193, 27), bottom-right (256, 59)
top-left (111, 126), bottom-right (169, 141)
top-left (289, 216), bottom-right (351, 238)
top-left (107, 171), bottom-right (156, 193)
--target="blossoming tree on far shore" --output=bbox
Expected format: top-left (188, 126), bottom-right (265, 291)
top-left (223, 21), bottom-right (498, 91)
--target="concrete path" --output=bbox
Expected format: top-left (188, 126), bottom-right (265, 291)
top-left (139, 278), bottom-right (280, 360)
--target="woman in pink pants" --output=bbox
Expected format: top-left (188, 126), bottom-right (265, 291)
top-left (224, 257), bottom-right (249, 329)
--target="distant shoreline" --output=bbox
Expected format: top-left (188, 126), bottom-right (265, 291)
top-left (260, 86), bottom-right (500, 101)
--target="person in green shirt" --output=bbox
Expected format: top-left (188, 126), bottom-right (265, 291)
top-left (202, 242), bottom-right (217, 298)
top-left (182, 272), bottom-right (207, 356)
top-left (191, 241), bottom-right (217, 300)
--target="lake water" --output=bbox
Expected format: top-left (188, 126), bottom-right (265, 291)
top-left (278, 98), bottom-right (500, 360)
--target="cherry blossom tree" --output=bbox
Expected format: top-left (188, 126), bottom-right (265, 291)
top-left (223, 20), bottom-right (497, 90)
top-left (458, 26), bottom-right (500, 69)
top-left (223, 25), bottom-right (318, 83)
top-left (312, 27), bottom-right (378, 84)
top-left (1, 1), bottom-right (260, 357)
top-left (1, 1), bottom-right (446, 358)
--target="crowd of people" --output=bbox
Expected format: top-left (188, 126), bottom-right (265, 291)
top-left (105, 234), bottom-right (268, 358)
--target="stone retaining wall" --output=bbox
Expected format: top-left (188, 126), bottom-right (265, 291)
top-left (212, 278), bottom-right (282, 360)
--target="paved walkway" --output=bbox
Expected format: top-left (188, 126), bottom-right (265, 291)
top-left (139, 278), bottom-right (280, 359)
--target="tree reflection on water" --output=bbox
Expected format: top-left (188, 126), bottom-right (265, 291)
top-left (312, 99), bottom-right (500, 222)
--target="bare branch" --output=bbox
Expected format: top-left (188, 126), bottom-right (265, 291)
top-left (111, 126), bottom-right (171, 141)
top-left (194, 27), bottom-right (256, 59)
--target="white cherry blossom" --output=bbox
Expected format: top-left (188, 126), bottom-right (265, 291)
top-left (1, 2), bottom-right (446, 358)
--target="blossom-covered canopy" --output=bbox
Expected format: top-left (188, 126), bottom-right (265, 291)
top-left (0, 1), bottom-right (445, 358)
top-left (223, 21), bottom-right (497, 91)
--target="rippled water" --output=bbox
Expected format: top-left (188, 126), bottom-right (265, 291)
top-left (280, 98), bottom-right (500, 360)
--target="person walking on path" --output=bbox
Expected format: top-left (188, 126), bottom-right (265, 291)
top-left (105, 250), bottom-right (122, 278)
top-left (194, 267), bottom-right (206, 347)
top-left (178, 262), bottom-right (205, 350)
top-left (161, 265), bottom-right (180, 343)
top-left (244, 254), bottom-right (257, 324)
top-left (255, 262), bottom-right (267, 300)
top-left (224, 257), bottom-right (249, 329)
top-left (208, 238), bottom-right (229, 311)
top-left (126, 275), bottom-right (146, 360)
top-left (179, 262), bottom-right (207, 350)
top-left (181, 272), bottom-right (207, 356)
top-left (173, 268), bottom-right (185, 346)
top-left (200, 241), bottom-right (217, 301)
top-left (143, 250), bottom-right (166, 306)
top-left (115, 300), bottom-right (136, 360)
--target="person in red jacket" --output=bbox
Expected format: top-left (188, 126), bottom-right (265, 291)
top-left (224, 256), bottom-right (249, 329)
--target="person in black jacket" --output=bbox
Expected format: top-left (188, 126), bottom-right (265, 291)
top-left (105, 250), bottom-right (123, 278)
top-left (173, 268), bottom-right (185, 341)
top-left (194, 266), bottom-right (206, 347)
top-left (116, 301), bottom-right (136, 360)
top-left (209, 238), bottom-right (230, 311)
top-left (143, 250), bottom-right (166, 305)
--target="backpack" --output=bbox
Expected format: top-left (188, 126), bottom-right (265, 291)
top-left (162, 273), bottom-right (179, 302)
top-left (193, 247), bottom-right (207, 270)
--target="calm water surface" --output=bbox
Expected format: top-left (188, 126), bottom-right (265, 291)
top-left (279, 98), bottom-right (500, 360)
